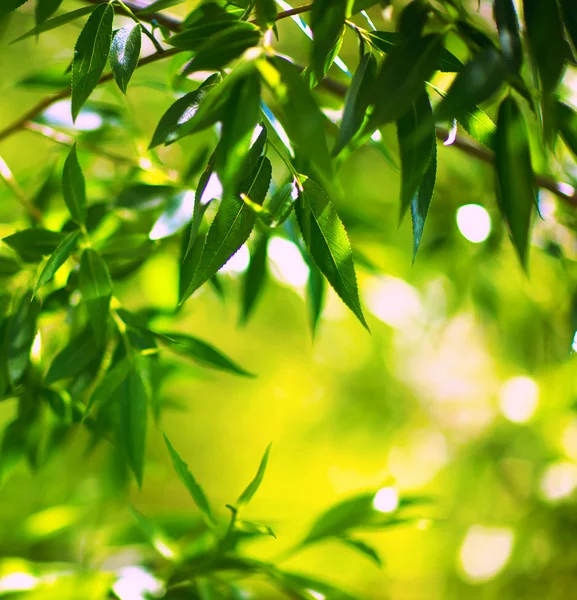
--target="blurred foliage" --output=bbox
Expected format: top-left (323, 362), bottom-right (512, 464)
top-left (1, 0), bottom-right (577, 598)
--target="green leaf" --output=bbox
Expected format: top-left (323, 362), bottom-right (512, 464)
top-left (159, 333), bottom-right (254, 377)
top-left (235, 520), bottom-right (276, 538)
top-left (110, 24), bottom-right (141, 94)
top-left (367, 34), bottom-right (443, 131)
top-left (0, 256), bottom-right (21, 277)
top-left (255, 0), bottom-right (277, 30)
top-left (35, 0), bottom-right (63, 25)
top-left (62, 144), bottom-right (86, 225)
top-left (119, 367), bottom-right (148, 487)
top-left (71, 3), bottom-right (114, 122)
top-left (12, 6), bottom-right (97, 43)
top-left (435, 47), bottom-right (507, 122)
top-left (558, 102), bottom-right (577, 160)
top-left (7, 291), bottom-right (39, 385)
top-left (524, 0), bottom-right (565, 93)
top-left (78, 249), bottom-right (113, 345)
top-left (411, 132), bottom-right (436, 260)
top-left (266, 180), bottom-right (298, 227)
top-left (494, 96), bottom-right (536, 267)
top-left (458, 107), bottom-right (496, 149)
top-left (397, 91), bottom-right (435, 221)
top-left (0, 0), bottom-right (28, 17)
top-left (237, 442), bottom-right (271, 506)
top-left (34, 230), bottom-right (80, 295)
top-left (241, 234), bottom-right (268, 324)
top-left (84, 356), bottom-right (132, 419)
top-left (310, 0), bottom-right (351, 81)
top-left (2, 229), bottom-right (66, 262)
top-left (45, 327), bottom-right (100, 384)
top-left (494, 0), bottom-right (522, 72)
top-left (163, 434), bottom-right (216, 526)
top-left (339, 537), bottom-right (383, 567)
top-left (307, 260), bottom-right (325, 335)
top-left (398, 0), bottom-right (430, 40)
top-left (181, 157), bottom-right (271, 301)
top-left (138, 0), bottom-right (185, 14)
top-left (149, 73), bottom-right (221, 148)
top-left (295, 178), bottom-right (368, 330)
top-left (334, 52), bottom-right (377, 155)
top-left (270, 570), bottom-right (357, 600)
top-left (560, 0), bottom-right (577, 55)
top-left (181, 23), bottom-right (261, 75)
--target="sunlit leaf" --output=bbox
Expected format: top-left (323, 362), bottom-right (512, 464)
top-left (235, 520), bottom-right (276, 538)
top-left (110, 24), bottom-right (142, 94)
top-left (34, 230), bottom-right (80, 296)
top-left (255, 0), bottom-right (276, 30)
top-left (237, 442), bottom-right (271, 506)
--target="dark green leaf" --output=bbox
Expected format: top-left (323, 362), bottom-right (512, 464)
top-left (2, 229), bottom-right (66, 262)
top-left (339, 537), bottom-right (383, 567)
top-left (307, 260), bottom-right (325, 335)
top-left (149, 74), bottom-right (221, 148)
top-left (7, 291), bottom-right (39, 385)
top-left (110, 24), bottom-right (141, 94)
top-left (334, 53), bottom-right (378, 155)
top-left (34, 230), bottom-right (80, 295)
top-left (163, 434), bottom-right (216, 525)
top-left (119, 367), bottom-right (148, 487)
top-left (138, 0), bottom-right (185, 14)
top-left (398, 0), bottom-right (430, 40)
top-left (62, 144), bottom-right (86, 225)
top-left (295, 178), bottom-right (368, 330)
top-left (435, 47), bottom-right (507, 122)
top-left (159, 333), bottom-right (254, 377)
top-left (494, 0), bottom-right (522, 72)
top-left (79, 249), bottom-right (113, 344)
top-left (241, 234), bottom-right (268, 324)
top-left (352, 0), bottom-right (379, 12)
top-left (255, 0), bottom-right (277, 30)
top-left (71, 3), bottom-right (114, 122)
top-left (0, 256), bottom-right (21, 277)
top-left (558, 102), bottom-right (577, 160)
top-left (411, 130), bottom-right (436, 260)
top-left (45, 327), bottom-right (100, 384)
top-left (310, 0), bottom-right (349, 82)
top-left (266, 180), bottom-right (297, 227)
top-left (524, 0), bottom-right (565, 93)
top-left (84, 356), bottom-right (132, 419)
top-left (181, 157), bottom-right (271, 301)
top-left (560, 0), bottom-right (577, 55)
top-left (237, 442), bottom-right (271, 506)
top-left (494, 96), bottom-right (536, 267)
top-left (12, 6), bottom-right (97, 43)
top-left (0, 0), bottom-right (28, 17)
top-left (35, 0), bottom-right (63, 25)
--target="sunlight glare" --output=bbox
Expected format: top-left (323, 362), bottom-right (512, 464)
top-left (499, 376), bottom-right (539, 423)
top-left (364, 276), bottom-right (422, 328)
top-left (373, 486), bottom-right (399, 513)
top-left (267, 237), bottom-right (309, 287)
top-left (456, 204), bottom-right (491, 243)
top-left (460, 526), bottom-right (514, 582)
top-left (112, 566), bottom-right (164, 600)
top-left (540, 461), bottom-right (577, 501)
top-left (220, 244), bottom-right (250, 275)
top-left (0, 572), bottom-right (39, 593)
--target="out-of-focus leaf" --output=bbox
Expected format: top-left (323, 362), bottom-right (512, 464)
top-left (310, 0), bottom-right (350, 82)
top-left (295, 178), bottom-right (368, 330)
top-left (71, 3), bottom-right (114, 121)
top-left (149, 74), bottom-right (221, 148)
top-left (398, 0), bottom-right (430, 40)
top-left (2, 229), bottom-right (66, 262)
top-left (163, 434), bottom-right (216, 526)
top-left (34, 230), bottom-right (79, 295)
top-left (352, 0), bottom-right (379, 12)
top-left (181, 157), bottom-right (271, 302)
top-left (560, 0), bottom-right (577, 54)
top-left (45, 327), bottom-right (100, 384)
top-left (558, 102), bottom-right (577, 160)
top-left (116, 184), bottom-right (176, 210)
top-left (35, 0), bottom-right (63, 25)
top-left (119, 367), bottom-right (148, 487)
top-left (334, 53), bottom-right (377, 155)
top-left (494, 0), bottom-right (522, 72)
top-left (149, 191), bottom-right (195, 240)
top-left (435, 47), bottom-right (507, 122)
top-left (0, 0), bottom-right (28, 17)
top-left (12, 6), bottom-right (97, 43)
top-left (110, 24), bottom-right (141, 94)
top-left (339, 536), bottom-right (383, 567)
top-left (459, 107), bottom-right (496, 148)
top-left (138, 0), bottom-right (185, 14)
top-left (0, 256), bottom-right (21, 277)
top-left (494, 96), bottom-right (536, 267)
top-left (256, 0), bottom-right (276, 30)
top-left (235, 520), bottom-right (276, 538)
top-left (307, 259), bottom-right (325, 335)
top-left (241, 234), bottom-right (268, 324)
top-left (524, 0), bottom-right (565, 93)
top-left (84, 356), bottom-right (132, 419)
top-left (159, 333), bottom-right (253, 377)
top-left (62, 144), bottom-right (86, 225)
top-left (7, 291), bottom-right (39, 385)
top-left (266, 180), bottom-right (298, 227)
top-left (270, 570), bottom-right (357, 600)
top-left (411, 134), bottom-right (436, 260)
top-left (237, 442), bottom-right (271, 506)
top-left (367, 34), bottom-right (443, 131)
top-left (79, 249), bottom-right (113, 344)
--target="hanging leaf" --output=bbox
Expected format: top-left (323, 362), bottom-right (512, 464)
top-left (334, 53), bottom-right (378, 155)
top-left (71, 3), bottom-right (114, 122)
top-left (559, 0), bottom-right (577, 55)
top-left (62, 145), bottom-right (86, 225)
top-left (493, 0), bottom-right (522, 72)
top-left (12, 6), bottom-right (97, 43)
top-left (45, 327), bottom-right (100, 384)
top-left (159, 333), bottom-right (253, 377)
top-left (558, 102), bottom-right (577, 160)
top-left (307, 259), bottom-right (326, 335)
top-left (295, 178), bottom-right (368, 329)
top-left (34, 230), bottom-right (80, 296)
top-left (118, 367), bottom-right (148, 487)
top-left (494, 96), bottom-right (536, 267)
top-left (411, 135), bottom-right (436, 260)
top-left (163, 434), bottom-right (216, 526)
top-left (310, 0), bottom-right (350, 82)
top-left (0, 0), bottom-right (28, 17)
top-left (435, 47), bottom-right (507, 122)
top-left (35, 0), bottom-right (63, 25)
top-left (241, 234), bottom-right (268, 324)
top-left (7, 291), bottom-right (39, 385)
top-left (83, 356), bottom-right (132, 419)
top-left (149, 73), bottom-right (221, 148)
top-left (339, 537), bottom-right (383, 567)
top-left (2, 229), bottom-right (66, 263)
top-left (180, 157), bottom-right (271, 302)
top-left (256, 0), bottom-right (277, 30)
top-left (398, 0), bottom-right (430, 40)
top-left (78, 249), bottom-right (113, 344)
top-left (237, 442), bottom-right (272, 507)
top-left (110, 24), bottom-right (141, 94)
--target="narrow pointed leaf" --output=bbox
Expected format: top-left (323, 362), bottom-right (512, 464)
top-left (45, 327), bottom-right (100, 384)
top-left (411, 136), bottom-right (436, 260)
top-left (235, 520), bottom-right (276, 538)
top-left (494, 96), bottom-right (536, 267)
top-left (163, 434), bottom-right (215, 525)
top-left (84, 357), bottom-right (132, 419)
top-left (458, 107), bottom-right (496, 149)
top-left (237, 442), bottom-right (272, 506)
top-left (71, 3), bottom-right (114, 121)
top-left (34, 230), bottom-right (80, 295)
top-left (339, 537), bottom-right (383, 567)
top-left (35, 0), bottom-right (63, 25)
top-left (295, 178), bottom-right (368, 329)
top-left (62, 144), bottom-right (86, 225)
top-left (256, 0), bottom-right (277, 30)
top-left (110, 24), bottom-right (141, 94)
top-left (78, 249), bottom-right (113, 344)
top-left (12, 6), bottom-right (97, 43)
top-left (558, 102), bottom-right (577, 160)
top-left (494, 0), bottom-right (522, 72)
top-left (559, 0), bottom-right (577, 55)
top-left (7, 291), bottom-right (39, 385)
top-left (0, 0), bottom-right (28, 16)
top-left (159, 333), bottom-right (253, 377)
top-left (435, 47), bottom-right (507, 122)
top-left (2, 229), bottom-right (66, 262)
top-left (241, 234), bottom-right (268, 324)
top-left (307, 260), bottom-right (326, 335)
top-left (398, 0), bottom-right (430, 40)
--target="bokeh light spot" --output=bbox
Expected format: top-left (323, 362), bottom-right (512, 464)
top-left (267, 237), bottom-right (309, 287)
top-left (456, 204), bottom-right (491, 243)
top-left (460, 526), bottom-right (514, 582)
top-left (540, 461), bottom-right (577, 501)
top-left (373, 487), bottom-right (399, 513)
top-left (499, 376), bottom-right (539, 423)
